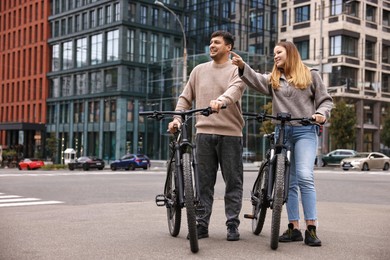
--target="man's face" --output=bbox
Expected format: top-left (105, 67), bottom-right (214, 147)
top-left (209, 36), bottom-right (231, 61)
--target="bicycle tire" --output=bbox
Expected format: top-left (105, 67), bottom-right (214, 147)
top-left (270, 153), bottom-right (286, 250)
top-left (165, 159), bottom-right (181, 237)
top-left (182, 153), bottom-right (199, 253)
top-left (252, 162), bottom-right (269, 235)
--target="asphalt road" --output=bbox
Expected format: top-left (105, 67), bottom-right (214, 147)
top-left (0, 164), bottom-right (389, 260)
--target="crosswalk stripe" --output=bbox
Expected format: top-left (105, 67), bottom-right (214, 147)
top-left (0, 195), bottom-right (21, 199)
top-left (0, 198), bottom-right (40, 203)
top-left (0, 200), bottom-right (64, 207)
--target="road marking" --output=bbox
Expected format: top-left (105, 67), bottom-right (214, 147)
top-left (0, 200), bottom-right (63, 207)
top-left (0, 198), bottom-right (40, 203)
top-left (0, 193), bottom-right (64, 208)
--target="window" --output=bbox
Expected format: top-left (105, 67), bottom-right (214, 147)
top-left (63, 41), bottom-right (73, 70)
top-left (127, 100), bottom-right (133, 122)
top-left (139, 32), bottom-right (147, 63)
top-left (383, 44), bottom-right (390, 64)
top-left (67, 17), bottom-right (73, 34)
top-left (384, 9), bottom-right (390, 26)
top-left (104, 98), bottom-right (116, 122)
top-left (114, 3), bottom-right (120, 21)
top-left (365, 40), bottom-right (375, 61)
top-left (140, 5), bottom-right (147, 24)
top-left (75, 73), bottom-right (87, 95)
top-left (330, 35), bottom-right (358, 57)
top-left (128, 3), bottom-right (136, 22)
top-left (294, 5), bottom-right (310, 23)
top-left (90, 10), bottom-right (96, 27)
top-left (106, 5), bottom-right (112, 23)
top-left (75, 14), bottom-right (81, 32)
top-left (105, 69), bottom-right (118, 91)
top-left (52, 44), bottom-right (60, 71)
top-left (364, 70), bottom-right (376, 90)
top-left (330, 66), bottom-right (357, 88)
top-left (82, 12), bottom-right (88, 30)
top-left (127, 29), bottom-right (135, 61)
top-left (74, 101), bottom-right (84, 123)
top-left (282, 10), bottom-right (287, 26)
top-left (91, 34), bottom-right (103, 65)
top-left (366, 5), bottom-right (376, 23)
top-left (150, 34), bottom-right (158, 62)
top-left (62, 76), bottom-right (72, 97)
top-left (88, 101), bottom-right (100, 123)
top-left (152, 8), bottom-right (158, 26)
top-left (76, 37), bottom-right (87, 67)
top-left (162, 36), bottom-right (169, 60)
top-left (97, 8), bottom-right (103, 26)
top-left (107, 30), bottom-right (119, 61)
top-left (295, 40), bottom-right (309, 60)
top-left (91, 71), bottom-right (103, 93)
top-left (162, 10), bottom-right (170, 29)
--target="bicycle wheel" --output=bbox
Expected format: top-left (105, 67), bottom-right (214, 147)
top-left (182, 153), bottom-right (199, 253)
top-left (165, 159), bottom-right (181, 237)
top-left (270, 153), bottom-right (286, 250)
top-left (251, 162), bottom-right (269, 235)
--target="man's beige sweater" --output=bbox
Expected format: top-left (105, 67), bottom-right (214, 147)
top-left (175, 60), bottom-right (246, 137)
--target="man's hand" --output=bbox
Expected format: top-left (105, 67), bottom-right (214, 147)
top-left (168, 118), bottom-right (181, 134)
top-left (210, 100), bottom-right (225, 113)
top-left (312, 114), bottom-right (326, 124)
top-left (231, 51), bottom-right (245, 70)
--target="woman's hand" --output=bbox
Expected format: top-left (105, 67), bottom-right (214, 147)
top-left (231, 51), bottom-right (245, 70)
top-left (312, 114), bottom-right (326, 124)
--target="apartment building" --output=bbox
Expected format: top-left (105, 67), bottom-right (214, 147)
top-left (0, 0), bottom-right (51, 158)
top-left (278, 0), bottom-right (390, 153)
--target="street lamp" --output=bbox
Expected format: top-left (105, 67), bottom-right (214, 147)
top-left (154, 1), bottom-right (187, 93)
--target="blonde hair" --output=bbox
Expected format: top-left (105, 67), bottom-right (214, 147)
top-left (270, 41), bottom-right (312, 90)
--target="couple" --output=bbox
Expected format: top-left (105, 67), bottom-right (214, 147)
top-left (167, 30), bottom-right (333, 246)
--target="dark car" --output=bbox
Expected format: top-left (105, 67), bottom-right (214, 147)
top-left (320, 149), bottom-right (357, 166)
top-left (68, 156), bottom-right (105, 171)
top-left (110, 154), bottom-right (150, 171)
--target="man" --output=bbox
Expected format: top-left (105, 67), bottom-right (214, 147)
top-left (168, 30), bottom-right (246, 241)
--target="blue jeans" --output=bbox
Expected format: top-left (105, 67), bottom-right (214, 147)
top-left (275, 124), bottom-right (319, 222)
top-left (195, 134), bottom-right (243, 227)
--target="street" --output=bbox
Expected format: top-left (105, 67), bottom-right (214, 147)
top-left (0, 165), bottom-right (390, 259)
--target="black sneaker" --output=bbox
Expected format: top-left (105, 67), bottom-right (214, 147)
top-left (227, 224), bottom-right (240, 241)
top-left (187, 225), bottom-right (209, 240)
top-left (305, 225), bottom-right (322, 246)
top-left (279, 223), bottom-right (303, 242)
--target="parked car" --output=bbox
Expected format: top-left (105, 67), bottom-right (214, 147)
top-left (68, 156), bottom-right (105, 171)
top-left (18, 158), bottom-right (44, 170)
top-left (340, 152), bottom-right (390, 171)
top-left (110, 154), bottom-right (150, 171)
top-left (320, 149), bottom-right (358, 166)
top-left (242, 148), bottom-right (256, 162)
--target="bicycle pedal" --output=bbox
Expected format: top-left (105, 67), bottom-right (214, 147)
top-left (244, 214), bottom-right (255, 219)
top-left (155, 194), bottom-right (166, 207)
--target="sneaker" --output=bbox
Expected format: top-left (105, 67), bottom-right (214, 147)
top-left (279, 223), bottom-right (304, 242)
top-left (227, 224), bottom-right (240, 241)
top-left (305, 225), bottom-right (322, 246)
top-left (187, 225), bottom-right (209, 240)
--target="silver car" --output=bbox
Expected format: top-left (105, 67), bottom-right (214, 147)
top-left (340, 152), bottom-right (390, 171)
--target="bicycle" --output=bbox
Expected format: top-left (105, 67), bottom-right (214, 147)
top-left (243, 112), bottom-right (316, 250)
top-left (139, 107), bottom-right (219, 253)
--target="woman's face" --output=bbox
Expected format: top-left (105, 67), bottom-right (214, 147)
top-left (274, 45), bottom-right (287, 68)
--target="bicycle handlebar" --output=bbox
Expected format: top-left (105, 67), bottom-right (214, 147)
top-left (139, 106), bottom-right (226, 121)
top-left (243, 111), bottom-right (316, 126)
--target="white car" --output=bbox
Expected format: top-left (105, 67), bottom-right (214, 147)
top-left (340, 152), bottom-right (390, 171)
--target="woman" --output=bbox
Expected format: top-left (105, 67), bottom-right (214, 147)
top-left (231, 41), bottom-right (333, 246)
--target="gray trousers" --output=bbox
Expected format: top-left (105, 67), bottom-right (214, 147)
top-left (195, 133), bottom-right (243, 227)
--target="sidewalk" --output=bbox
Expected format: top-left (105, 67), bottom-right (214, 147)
top-left (149, 160), bottom-right (260, 172)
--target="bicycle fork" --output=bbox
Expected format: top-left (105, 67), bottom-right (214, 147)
top-left (267, 145), bottom-right (292, 207)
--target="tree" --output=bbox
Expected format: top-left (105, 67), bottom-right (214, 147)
top-left (329, 100), bottom-right (357, 149)
top-left (46, 135), bottom-right (59, 163)
top-left (380, 108), bottom-right (390, 149)
top-left (260, 101), bottom-right (274, 135)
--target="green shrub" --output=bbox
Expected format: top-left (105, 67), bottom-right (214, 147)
top-left (41, 164), bottom-right (67, 170)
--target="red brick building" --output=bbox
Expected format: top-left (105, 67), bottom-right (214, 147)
top-left (0, 0), bottom-right (51, 158)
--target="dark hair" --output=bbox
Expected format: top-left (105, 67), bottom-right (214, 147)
top-left (211, 30), bottom-right (235, 49)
